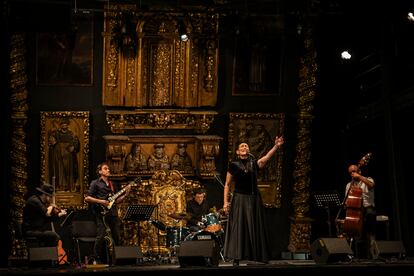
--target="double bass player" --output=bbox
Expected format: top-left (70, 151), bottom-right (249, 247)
top-left (342, 162), bottom-right (376, 259)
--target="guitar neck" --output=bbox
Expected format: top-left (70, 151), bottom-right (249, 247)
top-left (109, 184), bottom-right (130, 201)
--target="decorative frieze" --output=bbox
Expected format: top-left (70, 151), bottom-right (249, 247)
top-left (106, 109), bottom-right (217, 134)
top-left (103, 135), bottom-right (222, 179)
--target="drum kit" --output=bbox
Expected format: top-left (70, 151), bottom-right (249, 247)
top-left (150, 209), bottom-right (227, 258)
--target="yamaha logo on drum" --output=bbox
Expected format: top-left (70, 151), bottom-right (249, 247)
top-left (196, 234), bottom-right (212, 240)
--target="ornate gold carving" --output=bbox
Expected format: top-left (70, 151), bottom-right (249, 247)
top-left (119, 170), bottom-right (202, 254)
top-left (204, 39), bottom-right (216, 91)
top-left (40, 111), bottom-right (90, 210)
top-left (289, 26), bottom-right (317, 252)
top-left (196, 136), bottom-right (222, 177)
top-left (228, 113), bottom-right (285, 208)
top-left (152, 43), bottom-right (172, 106)
top-left (106, 109), bottom-right (217, 133)
top-left (107, 144), bottom-right (127, 174)
top-left (9, 33), bottom-right (29, 259)
top-left (287, 216), bottom-right (314, 253)
top-left (103, 135), bottom-right (221, 179)
top-left (102, 4), bottom-right (219, 107)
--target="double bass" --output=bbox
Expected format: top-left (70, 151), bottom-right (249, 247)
top-left (336, 153), bottom-right (372, 238)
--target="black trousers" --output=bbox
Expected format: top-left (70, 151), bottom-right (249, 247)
top-left (93, 215), bottom-right (121, 263)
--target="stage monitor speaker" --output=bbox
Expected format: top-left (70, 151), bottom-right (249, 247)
top-left (177, 240), bottom-right (219, 267)
top-left (29, 247), bottom-right (58, 266)
top-left (310, 238), bottom-right (353, 264)
top-left (114, 246), bottom-right (143, 265)
top-left (371, 240), bottom-right (406, 260)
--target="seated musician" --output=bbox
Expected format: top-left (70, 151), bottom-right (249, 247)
top-left (186, 188), bottom-right (210, 232)
top-left (22, 183), bottom-right (67, 246)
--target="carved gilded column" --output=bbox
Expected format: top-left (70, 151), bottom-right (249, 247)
top-left (196, 136), bottom-right (222, 178)
top-left (288, 26), bottom-right (317, 253)
top-left (8, 33), bottom-right (29, 259)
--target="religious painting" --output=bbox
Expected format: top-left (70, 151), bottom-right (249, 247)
top-left (40, 111), bottom-right (90, 209)
top-left (36, 18), bottom-right (94, 86)
top-left (228, 113), bottom-right (285, 207)
top-left (232, 16), bottom-right (282, 96)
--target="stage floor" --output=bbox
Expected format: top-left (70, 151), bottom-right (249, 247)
top-left (3, 258), bottom-right (414, 276)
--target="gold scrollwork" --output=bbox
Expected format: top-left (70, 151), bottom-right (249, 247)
top-left (106, 110), bottom-right (217, 134)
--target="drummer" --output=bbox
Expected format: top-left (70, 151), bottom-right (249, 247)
top-left (186, 188), bottom-right (210, 232)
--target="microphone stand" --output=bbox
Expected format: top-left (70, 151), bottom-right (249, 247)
top-left (213, 173), bottom-right (233, 199)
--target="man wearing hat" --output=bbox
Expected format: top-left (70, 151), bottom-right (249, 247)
top-left (22, 183), bottom-right (67, 246)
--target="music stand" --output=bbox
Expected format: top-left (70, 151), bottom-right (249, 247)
top-left (124, 205), bottom-right (155, 222)
top-left (313, 190), bottom-right (341, 237)
top-left (123, 205), bottom-right (156, 247)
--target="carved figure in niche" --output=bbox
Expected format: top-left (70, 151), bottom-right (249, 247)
top-left (170, 143), bottom-right (193, 172)
top-left (108, 144), bottom-right (126, 174)
top-left (147, 143), bottom-right (170, 171)
top-left (125, 143), bottom-right (147, 172)
top-left (48, 118), bottom-right (80, 192)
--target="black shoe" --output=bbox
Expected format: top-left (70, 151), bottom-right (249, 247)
top-left (233, 259), bottom-right (239, 266)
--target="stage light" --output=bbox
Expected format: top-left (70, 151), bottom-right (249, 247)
top-left (180, 33), bottom-right (189, 42)
top-left (341, 50), bottom-right (352, 60)
top-left (408, 12), bottom-right (414, 22)
top-left (178, 19), bottom-right (189, 42)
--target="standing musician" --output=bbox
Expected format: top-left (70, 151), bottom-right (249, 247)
top-left (345, 163), bottom-right (376, 259)
top-left (22, 183), bottom-right (67, 246)
top-left (84, 162), bottom-right (131, 264)
top-left (223, 135), bottom-right (284, 266)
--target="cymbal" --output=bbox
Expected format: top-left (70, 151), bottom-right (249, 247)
top-left (168, 212), bottom-right (188, 220)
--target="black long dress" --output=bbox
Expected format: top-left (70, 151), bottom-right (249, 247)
top-left (223, 157), bottom-right (270, 263)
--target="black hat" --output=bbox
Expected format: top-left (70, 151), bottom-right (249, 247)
top-left (36, 183), bottom-right (54, 196)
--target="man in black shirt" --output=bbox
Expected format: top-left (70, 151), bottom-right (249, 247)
top-left (84, 162), bottom-right (131, 264)
top-left (186, 188), bottom-right (210, 232)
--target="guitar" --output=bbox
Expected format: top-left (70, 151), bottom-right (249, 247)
top-left (99, 177), bottom-right (141, 216)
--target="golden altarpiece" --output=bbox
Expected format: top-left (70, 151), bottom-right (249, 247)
top-left (117, 170), bottom-right (203, 254)
top-left (100, 3), bottom-right (223, 253)
top-left (102, 4), bottom-right (219, 108)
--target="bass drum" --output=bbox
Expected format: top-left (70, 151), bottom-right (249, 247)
top-left (184, 230), bottom-right (223, 250)
top-left (166, 227), bottom-right (190, 248)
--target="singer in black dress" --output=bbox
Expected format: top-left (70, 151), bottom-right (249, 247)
top-left (223, 136), bottom-right (284, 265)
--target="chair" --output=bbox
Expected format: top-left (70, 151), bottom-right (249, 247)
top-left (71, 220), bottom-right (97, 265)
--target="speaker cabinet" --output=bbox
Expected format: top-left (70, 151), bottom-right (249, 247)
top-left (114, 246), bottom-right (143, 265)
top-left (311, 238), bottom-right (353, 264)
top-left (177, 240), bottom-right (219, 267)
top-left (29, 247), bottom-right (58, 266)
top-left (371, 240), bottom-right (406, 260)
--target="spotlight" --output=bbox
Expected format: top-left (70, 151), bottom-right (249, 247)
top-left (340, 50), bottom-right (352, 60)
top-left (408, 12), bottom-right (414, 22)
top-left (180, 33), bottom-right (189, 42)
top-left (178, 19), bottom-right (189, 42)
